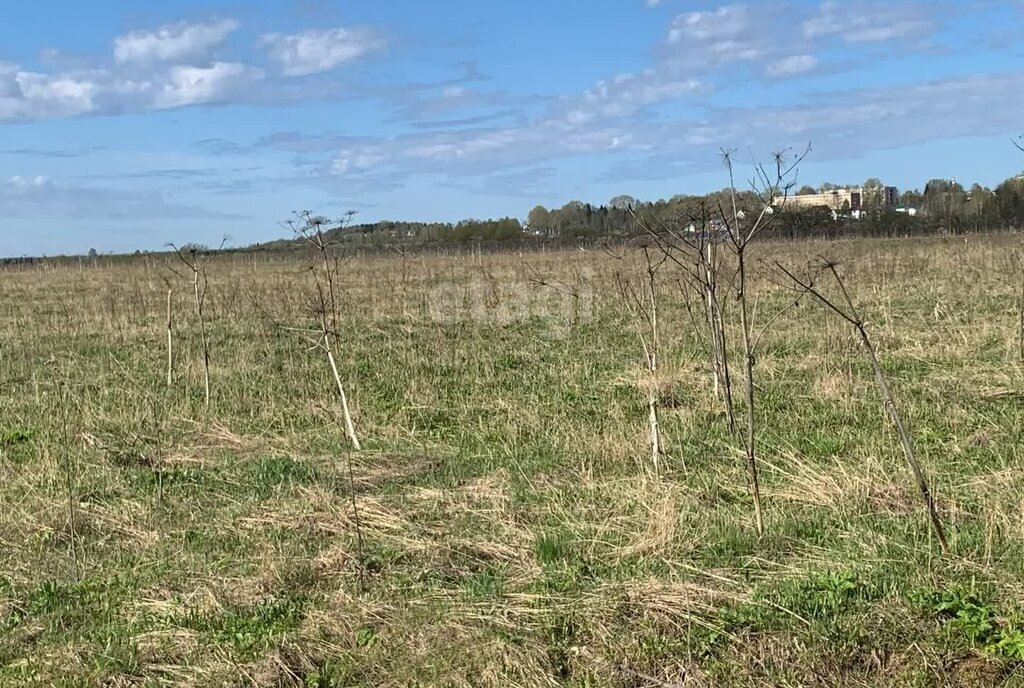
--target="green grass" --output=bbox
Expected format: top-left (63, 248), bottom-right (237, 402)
top-left (2, 237), bottom-right (1024, 685)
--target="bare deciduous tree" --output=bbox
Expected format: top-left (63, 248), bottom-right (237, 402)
top-left (631, 148), bottom-right (808, 536)
top-left (718, 147), bottom-right (809, 537)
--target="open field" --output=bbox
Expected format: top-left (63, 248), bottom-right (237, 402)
top-left (2, 235), bottom-right (1024, 687)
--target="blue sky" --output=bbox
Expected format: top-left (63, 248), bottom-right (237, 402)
top-left (2, 0), bottom-right (1023, 255)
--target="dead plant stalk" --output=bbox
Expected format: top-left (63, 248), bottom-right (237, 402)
top-left (288, 210), bottom-right (366, 582)
top-left (168, 240), bottom-right (225, 408)
top-left (166, 288), bottom-right (173, 387)
top-left (776, 260), bottom-right (950, 555)
top-left (616, 246), bottom-right (667, 473)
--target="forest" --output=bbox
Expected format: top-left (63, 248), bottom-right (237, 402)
top-left (247, 173), bottom-right (1024, 251)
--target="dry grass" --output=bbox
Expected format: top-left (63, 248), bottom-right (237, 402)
top-left (2, 235), bottom-right (1024, 685)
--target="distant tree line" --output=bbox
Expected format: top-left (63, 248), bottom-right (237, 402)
top-left (249, 173), bottom-right (1024, 252)
top-left (11, 173), bottom-right (1024, 263)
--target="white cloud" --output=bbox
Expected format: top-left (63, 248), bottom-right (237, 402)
top-left (803, 1), bottom-right (933, 43)
top-left (325, 117), bottom-right (637, 180)
top-left (0, 0), bottom-right (995, 207)
top-left (15, 71), bottom-right (98, 116)
top-left (0, 66), bottom-right (103, 119)
top-left (668, 5), bottom-right (749, 44)
top-left (89, 0), bottom-right (967, 200)
top-left (5, 175), bottom-right (52, 192)
top-left (2, 17), bottom-right (394, 123)
top-left (154, 62), bottom-right (262, 109)
top-left (0, 60), bottom-right (264, 121)
top-left (765, 54), bottom-right (819, 78)
top-left (640, 69), bottom-right (1024, 171)
top-left (262, 27), bottom-right (385, 76)
top-left (662, 4), bottom-right (774, 73)
top-left (114, 18), bottom-right (238, 65)
top-left (0, 62), bottom-right (22, 98)
top-left (578, 71), bottom-right (703, 117)
top-left (313, 64), bottom-right (1024, 194)
top-left (332, 151), bottom-right (383, 174)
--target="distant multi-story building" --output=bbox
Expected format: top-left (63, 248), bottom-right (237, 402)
top-left (786, 186), bottom-right (898, 212)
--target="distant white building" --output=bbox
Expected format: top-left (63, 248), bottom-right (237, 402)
top-left (788, 186), bottom-right (898, 212)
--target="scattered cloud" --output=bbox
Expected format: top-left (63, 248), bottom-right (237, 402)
top-left (160, 0), bottom-right (1010, 205)
top-left (802, 1), bottom-right (935, 43)
top-left (4, 175), bottom-right (51, 193)
top-left (331, 150), bottom-right (385, 175)
top-left (1, 63), bottom-right (102, 119)
top-left (660, 1), bottom-right (803, 75)
top-left (0, 175), bottom-right (245, 220)
top-left (113, 19), bottom-right (238, 65)
top-left (743, 70), bottom-right (1024, 154)
top-left (1, 0), bottom-right (1015, 225)
top-left (1, 18), bottom-right (387, 123)
top-left (596, 69), bottom-right (1024, 181)
top-left (261, 27), bottom-right (386, 76)
top-left (765, 54), bottom-right (819, 79)
top-left (153, 62), bottom-right (263, 109)
top-left (575, 72), bottom-right (703, 119)
top-left (312, 119), bottom-right (636, 186)
top-left (0, 61), bottom-right (264, 120)
top-left (308, 66), bottom-right (1024, 193)
top-left (667, 5), bottom-right (750, 45)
